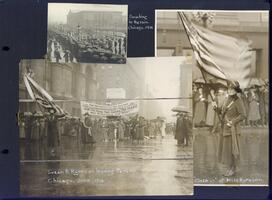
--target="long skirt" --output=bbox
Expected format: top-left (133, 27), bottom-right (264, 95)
top-left (217, 134), bottom-right (241, 167)
top-left (206, 103), bottom-right (215, 126)
top-left (138, 127), bottom-right (145, 140)
top-left (194, 101), bottom-right (206, 124)
top-left (102, 128), bottom-right (108, 141)
top-left (248, 101), bottom-right (261, 121)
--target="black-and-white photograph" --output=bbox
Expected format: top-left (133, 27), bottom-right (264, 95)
top-left (47, 3), bottom-right (127, 64)
top-left (156, 10), bottom-right (269, 185)
top-left (18, 58), bottom-right (193, 196)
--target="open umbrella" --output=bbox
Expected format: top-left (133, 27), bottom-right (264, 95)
top-left (193, 77), bottom-right (205, 84)
top-left (249, 77), bottom-right (264, 87)
top-left (208, 78), bottom-right (227, 87)
top-left (171, 106), bottom-right (189, 113)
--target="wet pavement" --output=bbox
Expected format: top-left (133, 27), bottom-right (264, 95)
top-left (20, 136), bottom-right (193, 196)
top-left (194, 127), bottom-right (268, 185)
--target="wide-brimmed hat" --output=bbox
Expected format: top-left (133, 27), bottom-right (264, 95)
top-left (83, 112), bottom-right (90, 116)
top-left (227, 80), bottom-right (242, 93)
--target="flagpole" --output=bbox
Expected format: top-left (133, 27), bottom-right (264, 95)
top-left (177, 11), bottom-right (222, 121)
top-left (177, 12), bottom-right (215, 102)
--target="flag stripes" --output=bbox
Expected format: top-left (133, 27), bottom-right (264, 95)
top-left (178, 12), bottom-right (252, 89)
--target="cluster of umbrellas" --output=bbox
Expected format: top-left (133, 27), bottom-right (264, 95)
top-left (248, 77), bottom-right (268, 87)
top-left (193, 77), bottom-right (268, 89)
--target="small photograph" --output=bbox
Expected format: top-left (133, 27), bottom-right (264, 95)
top-left (19, 58), bottom-right (193, 196)
top-left (47, 3), bottom-right (127, 64)
top-left (156, 10), bottom-right (269, 186)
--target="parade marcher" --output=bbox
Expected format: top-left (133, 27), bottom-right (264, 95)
top-left (214, 80), bottom-right (246, 177)
top-left (263, 80), bottom-right (269, 125)
top-left (138, 117), bottom-right (145, 143)
top-left (193, 86), bottom-right (207, 126)
top-left (148, 121), bottom-right (155, 138)
top-left (101, 119), bottom-right (109, 142)
top-left (211, 88), bottom-right (227, 134)
top-left (118, 120), bottom-right (125, 141)
top-left (161, 119), bottom-right (166, 139)
top-left (19, 115), bottom-right (26, 139)
top-left (258, 84), bottom-right (266, 126)
top-left (206, 89), bottom-right (216, 127)
top-left (248, 86), bottom-right (261, 127)
top-left (31, 113), bottom-right (41, 141)
top-left (63, 50), bottom-right (70, 63)
top-left (175, 112), bottom-right (191, 146)
top-left (240, 88), bottom-right (250, 126)
top-left (54, 48), bottom-right (61, 63)
top-left (39, 116), bottom-right (46, 140)
top-left (108, 120), bottom-right (116, 142)
top-left (82, 113), bottom-right (96, 144)
top-left (47, 109), bottom-right (65, 155)
top-left (155, 117), bottom-right (162, 137)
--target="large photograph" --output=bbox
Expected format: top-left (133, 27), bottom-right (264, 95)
top-left (19, 58), bottom-right (193, 196)
top-left (47, 3), bottom-right (127, 64)
top-left (156, 10), bottom-right (269, 185)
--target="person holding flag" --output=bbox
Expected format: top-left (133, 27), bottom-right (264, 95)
top-left (213, 80), bottom-right (246, 176)
top-left (178, 11), bottom-right (251, 176)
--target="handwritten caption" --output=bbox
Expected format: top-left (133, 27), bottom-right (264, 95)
top-left (195, 177), bottom-right (264, 184)
top-left (128, 14), bottom-right (153, 31)
top-left (47, 168), bottom-right (130, 185)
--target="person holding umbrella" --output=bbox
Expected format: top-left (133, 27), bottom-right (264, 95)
top-left (172, 106), bottom-right (192, 146)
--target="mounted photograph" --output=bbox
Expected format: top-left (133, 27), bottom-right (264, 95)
top-left (47, 3), bottom-right (127, 64)
top-left (156, 10), bottom-right (269, 186)
top-left (18, 58), bottom-right (193, 196)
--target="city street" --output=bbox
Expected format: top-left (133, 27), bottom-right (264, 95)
top-left (20, 135), bottom-right (193, 196)
top-left (194, 127), bottom-right (268, 185)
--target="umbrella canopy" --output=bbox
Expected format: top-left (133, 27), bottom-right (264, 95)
top-left (193, 77), bottom-right (205, 84)
top-left (171, 106), bottom-right (189, 113)
top-left (208, 78), bottom-right (227, 87)
top-left (23, 112), bottom-right (33, 117)
top-left (249, 77), bottom-right (264, 87)
top-left (156, 116), bottom-right (166, 121)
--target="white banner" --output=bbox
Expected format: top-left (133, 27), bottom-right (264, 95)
top-left (80, 100), bottom-right (139, 116)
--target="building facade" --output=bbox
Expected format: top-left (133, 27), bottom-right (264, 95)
top-left (19, 60), bottom-right (98, 117)
top-left (67, 10), bottom-right (127, 33)
top-left (156, 11), bottom-right (269, 80)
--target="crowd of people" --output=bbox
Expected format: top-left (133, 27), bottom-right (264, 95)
top-left (192, 79), bottom-right (269, 132)
top-left (193, 78), bottom-right (269, 177)
top-left (18, 110), bottom-right (178, 154)
top-left (47, 24), bottom-right (127, 63)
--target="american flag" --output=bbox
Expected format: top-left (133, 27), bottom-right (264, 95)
top-left (23, 74), bottom-right (64, 114)
top-left (178, 12), bottom-right (252, 89)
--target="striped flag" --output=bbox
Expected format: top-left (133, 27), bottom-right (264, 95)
top-left (23, 74), bottom-right (64, 114)
top-left (178, 12), bottom-right (252, 89)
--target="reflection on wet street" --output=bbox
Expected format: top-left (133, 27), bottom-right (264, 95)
top-left (20, 136), bottom-right (193, 196)
top-left (194, 127), bottom-right (268, 185)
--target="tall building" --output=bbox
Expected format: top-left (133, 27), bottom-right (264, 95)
top-left (67, 10), bottom-right (127, 33)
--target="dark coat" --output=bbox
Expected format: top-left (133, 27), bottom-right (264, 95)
top-left (47, 118), bottom-right (59, 147)
top-left (218, 96), bottom-right (246, 136)
top-left (175, 116), bottom-right (191, 141)
top-left (217, 96), bottom-right (246, 163)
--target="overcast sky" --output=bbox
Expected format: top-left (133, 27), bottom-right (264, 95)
top-left (48, 3), bottom-right (128, 24)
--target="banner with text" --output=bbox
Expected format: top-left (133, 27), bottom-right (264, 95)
top-left (80, 100), bottom-right (139, 116)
